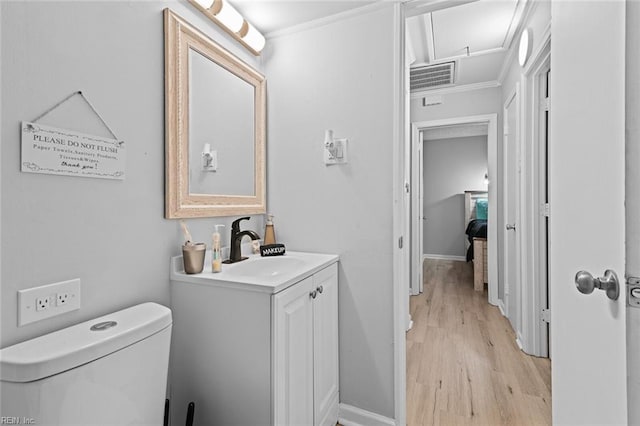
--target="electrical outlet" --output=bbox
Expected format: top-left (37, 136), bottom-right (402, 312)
top-left (18, 279), bottom-right (81, 326)
top-left (324, 138), bottom-right (349, 165)
top-left (36, 296), bottom-right (50, 311)
top-left (57, 292), bottom-right (69, 306)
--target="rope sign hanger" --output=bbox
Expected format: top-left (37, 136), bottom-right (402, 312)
top-left (32, 90), bottom-right (121, 141)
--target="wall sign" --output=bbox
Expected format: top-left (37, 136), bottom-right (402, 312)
top-left (21, 121), bottom-right (125, 180)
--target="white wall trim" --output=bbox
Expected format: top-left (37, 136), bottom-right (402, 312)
top-left (523, 22), bottom-right (552, 76)
top-left (424, 254), bottom-right (467, 262)
top-left (498, 299), bottom-right (507, 317)
top-left (338, 403), bottom-right (396, 426)
top-left (411, 125), bottom-right (423, 296)
top-left (266, 2), bottom-right (392, 39)
top-left (520, 30), bottom-right (551, 358)
top-left (411, 47), bottom-right (506, 68)
top-left (497, 0), bottom-right (540, 84)
top-left (392, 3), bottom-right (407, 425)
top-left (516, 333), bottom-right (524, 351)
top-left (502, 84), bottom-right (521, 333)
top-left (411, 80), bottom-right (501, 99)
top-left (412, 114), bottom-right (499, 307)
top-left (502, 0), bottom-right (532, 54)
top-left (404, 0), bottom-right (477, 18)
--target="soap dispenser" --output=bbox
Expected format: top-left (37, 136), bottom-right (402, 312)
top-left (264, 215), bottom-right (276, 245)
top-left (212, 224), bottom-right (225, 273)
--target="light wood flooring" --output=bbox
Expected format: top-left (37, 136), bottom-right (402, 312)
top-left (407, 259), bottom-right (551, 425)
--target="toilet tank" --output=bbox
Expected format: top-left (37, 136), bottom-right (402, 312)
top-left (0, 302), bottom-right (172, 426)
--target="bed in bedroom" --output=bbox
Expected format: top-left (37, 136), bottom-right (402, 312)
top-left (464, 190), bottom-right (488, 292)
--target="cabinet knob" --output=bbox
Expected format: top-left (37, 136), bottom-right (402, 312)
top-left (317, 285), bottom-right (323, 294)
top-left (310, 290), bottom-right (317, 299)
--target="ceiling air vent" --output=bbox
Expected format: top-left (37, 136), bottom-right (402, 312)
top-left (410, 62), bottom-right (455, 92)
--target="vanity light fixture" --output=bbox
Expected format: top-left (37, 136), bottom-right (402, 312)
top-left (188, 0), bottom-right (266, 55)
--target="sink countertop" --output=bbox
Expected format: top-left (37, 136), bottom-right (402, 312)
top-left (170, 251), bottom-right (339, 294)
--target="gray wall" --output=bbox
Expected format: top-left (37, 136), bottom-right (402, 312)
top-left (423, 135), bottom-right (488, 258)
top-left (627, 0), bottom-right (640, 422)
top-left (1, 1), bottom-right (264, 348)
top-left (264, 4), bottom-right (397, 418)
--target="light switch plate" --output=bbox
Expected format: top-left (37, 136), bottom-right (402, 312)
top-left (18, 279), bottom-right (81, 326)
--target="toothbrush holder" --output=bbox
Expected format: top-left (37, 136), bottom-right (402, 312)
top-left (182, 243), bottom-right (206, 274)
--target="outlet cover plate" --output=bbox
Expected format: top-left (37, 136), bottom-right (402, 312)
top-left (324, 138), bottom-right (349, 165)
top-left (18, 279), bottom-right (81, 326)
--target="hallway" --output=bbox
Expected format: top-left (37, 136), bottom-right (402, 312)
top-left (407, 259), bottom-right (551, 425)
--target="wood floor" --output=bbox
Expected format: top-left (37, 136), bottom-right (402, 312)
top-left (407, 259), bottom-right (551, 426)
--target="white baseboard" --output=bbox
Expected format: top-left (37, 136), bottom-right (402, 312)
top-left (497, 300), bottom-right (507, 317)
top-left (423, 254), bottom-right (466, 262)
top-left (516, 333), bottom-right (524, 351)
top-left (338, 403), bottom-right (396, 426)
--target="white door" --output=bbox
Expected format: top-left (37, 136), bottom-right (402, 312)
top-left (411, 124), bottom-right (424, 295)
top-left (550, 2), bottom-right (626, 424)
top-left (312, 265), bottom-right (339, 426)
top-left (273, 277), bottom-right (314, 426)
top-left (503, 85), bottom-right (521, 330)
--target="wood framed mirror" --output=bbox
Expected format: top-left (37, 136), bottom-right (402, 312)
top-left (164, 9), bottom-right (266, 218)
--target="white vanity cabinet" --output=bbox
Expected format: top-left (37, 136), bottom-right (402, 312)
top-left (273, 264), bottom-right (339, 426)
top-left (170, 252), bottom-right (338, 426)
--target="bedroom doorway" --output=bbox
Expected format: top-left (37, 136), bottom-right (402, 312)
top-left (411, 114), bottom-right (498, 305)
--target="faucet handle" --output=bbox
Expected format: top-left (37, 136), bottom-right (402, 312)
top-left (231, 216), bottom-right (251, 232)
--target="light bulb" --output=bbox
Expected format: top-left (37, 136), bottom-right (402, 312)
top-left (193, 0), bottom-right (214, 8)
top-left (242, 22), bottom-right (266, 53)
top-left (214, 0), bottom-right (244, 33)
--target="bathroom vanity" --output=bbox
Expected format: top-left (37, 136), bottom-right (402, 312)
top-left (170, 251), bottom-right (339, 426)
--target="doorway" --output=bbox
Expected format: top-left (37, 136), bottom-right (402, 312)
top-left (398, 2), bottom-right (628, 425)
top-left (411, 115), bottom-right (499, 305)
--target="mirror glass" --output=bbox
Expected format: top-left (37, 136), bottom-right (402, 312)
top-left (189, 49), bottom-right (255, 196)
top-left (164, 9), bottom-right (266, 218)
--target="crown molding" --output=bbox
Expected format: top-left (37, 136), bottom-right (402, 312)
top-left (404, 0), bottom-right (477, 18)
top-left (497, 0), bottom-right (540, 84)
top-left (410, 80), bottom-right (501, 98)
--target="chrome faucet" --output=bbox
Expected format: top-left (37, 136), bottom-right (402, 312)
top-left (225, 217), bottom-right (260, 263)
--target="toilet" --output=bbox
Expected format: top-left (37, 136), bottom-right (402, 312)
top-left (0, 302), bottom-right (172, 426)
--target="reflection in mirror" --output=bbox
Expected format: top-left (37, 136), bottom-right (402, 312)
top-left (189, 48), bottom-right (255, 196)
top-left (164, 9), bottom-right (266, 218)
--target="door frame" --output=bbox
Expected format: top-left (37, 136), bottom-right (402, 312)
top-left (502, 84), bottom-right (522, 333)
top-left (410, 124), bottom-right (423, 295)
top-left (520, 28), bottom-right (551, 357)
top-left (412, 114), bottom-right (499, 306)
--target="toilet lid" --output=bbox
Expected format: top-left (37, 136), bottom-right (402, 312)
top-left (0, 302), bottom-right (172, 382)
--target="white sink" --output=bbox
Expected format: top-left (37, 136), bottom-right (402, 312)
top-left (171, 251), bottom-right (339, 294)
top-left (228, 256), bottom-right (306, 277)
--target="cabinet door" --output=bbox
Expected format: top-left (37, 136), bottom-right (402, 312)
top-left (273, 276), bottom-right (314, 426)
top-left (313, 263), bottom-right (339, 426)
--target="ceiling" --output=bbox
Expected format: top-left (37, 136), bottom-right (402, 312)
top-left (233, 1), bottom-right (375, 35)
top-left (407, 0), bottom-right (526, 90)
top-left (229, 0), bottom-right (526, 89)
